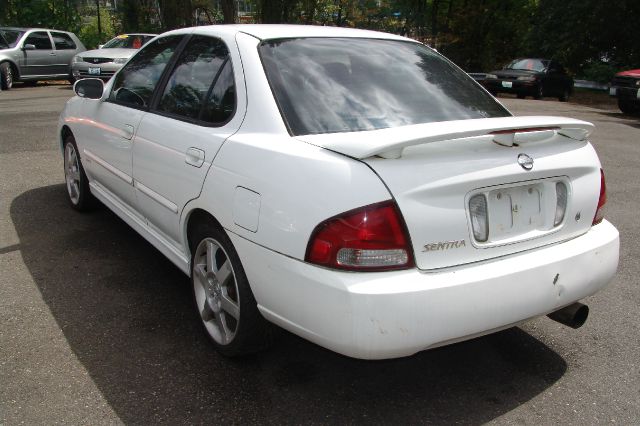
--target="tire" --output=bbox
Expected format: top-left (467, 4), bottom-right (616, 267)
top-left (618, 99), bottom-right (640, 115)
top-left (559, 88), bottom-right (570, 102)
top-left (0, 62), bottom-right (13, 90)
top-left (516, 93), bottom-right (526, 99)
top-left (533, 84), bottom-right (544, 100)
top-left (63, 133), bottom-right (95, 211)
top-left (190, 221), bottom-right (271, 357)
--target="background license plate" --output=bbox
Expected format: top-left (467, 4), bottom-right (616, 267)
top-left (502, 81), bottom-right (513, 88)
top-left (88, 67), bottom-right (101, 75)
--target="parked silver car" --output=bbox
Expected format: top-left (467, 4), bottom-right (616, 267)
top-left (71, 33), bottom-right (156, 81)
top-left (0, 27), bottom-right (86, 90)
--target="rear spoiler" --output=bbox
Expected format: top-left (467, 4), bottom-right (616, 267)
top-left (297, 116), bottom-right (593, 159)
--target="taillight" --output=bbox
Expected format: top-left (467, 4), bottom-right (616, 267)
top-left (593, 169), bottom-right (607, 225)
top-left (305, 201), bottom-right (414, 271)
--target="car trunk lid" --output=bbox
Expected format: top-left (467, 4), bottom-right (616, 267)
top-left (297, 116), bottom-right (602, 270)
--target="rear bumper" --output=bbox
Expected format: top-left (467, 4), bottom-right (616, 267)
top-left (231, 220), bottom-right (619, 359)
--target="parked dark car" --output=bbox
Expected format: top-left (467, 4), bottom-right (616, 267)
top-left (0, 27), bottom-right (86, 90)
top-left (482, 58), bottom-right (573, 102)
top-left (609, 69), bottom-right (640, 115)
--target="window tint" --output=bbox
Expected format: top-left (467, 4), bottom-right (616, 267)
top-left (202, 60), bottom-right (235, 124)
top-left (24, 32), bottom-right (52, 50)
top-left (109, 35), bottom-right (182, 108)
top-left (260, 38), bottom-right (509, 136)
top-left (51, 32), bottom-right (76, 50)
top-left (157, 35), bottom-right (231, 122)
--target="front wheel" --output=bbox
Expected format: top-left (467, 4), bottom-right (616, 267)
top-left (63, 133), bottom-right (95, 211)
top-left (618, 99), bottom-right (640, 115)
top-left (0, 62), bottom-right (13, 90)
top-left (190, 222), bottom-right (271, 357)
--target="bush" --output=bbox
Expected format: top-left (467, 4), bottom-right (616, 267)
top-left (579, 62), bottom-right (617, 84)
top-left (79, 9), bottom-right (116, 50)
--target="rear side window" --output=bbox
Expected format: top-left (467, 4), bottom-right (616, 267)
top-left (260, 38), bottom-right (509, 135)
top-left (51, 32), bottom-right (76, 50)
top-left (201, 60), bottom-right (235, 124)
top-left (23, 31), bottom-right (52, 50)
top-left (157, 35), bottom-right (234, 124)
top-left (109, 35), bottom-right (182, 109)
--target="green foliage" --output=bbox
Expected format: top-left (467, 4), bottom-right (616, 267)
top-left (579, 62), bottom-right (617, 84)
top-left (79, 8), bottom-right (116, 49)
top-left (1, 0), bottom-right (81, 32)
top-left (2, 0), bottom-right (637, 78)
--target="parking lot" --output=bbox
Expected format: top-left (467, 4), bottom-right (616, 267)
top-left (1, 83), bottom-right (639, 424)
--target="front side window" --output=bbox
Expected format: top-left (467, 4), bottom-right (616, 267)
top-left (23, 31), bottom-right (52, 50)
top-left (260, 38), bottom-right (509, 135)
top-left (51, 32), bottom-right (76, 50)
top-left (109, 35), bottom-right (182, 108)
top-left (157, 35), bottom-right (233, 123)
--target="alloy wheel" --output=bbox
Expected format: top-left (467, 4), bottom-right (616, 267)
top-left (64, 142), bottom-right (81, 205)
top-left (192, 237), bottom-right (241, 345)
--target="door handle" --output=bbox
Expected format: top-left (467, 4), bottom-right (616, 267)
top-left (49, 52), bottom-right (56, 56)
top-left (185, 148), bottom-right (205, 168)
top-left (122, 124), bottom-right (134, 140)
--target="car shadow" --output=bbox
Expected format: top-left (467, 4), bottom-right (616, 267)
top-left (596, 111), bottom-right (640, 128)
top-left (11, 184), bottom-right (567, 424)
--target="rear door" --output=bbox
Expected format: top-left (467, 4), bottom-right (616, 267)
top-left (49, 31), bottom-right (77, 75)
top-left (19, 31), bottom-right (55, 77)
top-left (132, 34), bottom-right (244, 247)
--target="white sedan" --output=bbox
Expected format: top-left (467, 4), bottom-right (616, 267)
top-left (58, 25), bottom-right (619, 360)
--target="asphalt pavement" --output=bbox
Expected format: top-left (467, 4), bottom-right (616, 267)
top-left (1, 83), bottom-right (639, 425)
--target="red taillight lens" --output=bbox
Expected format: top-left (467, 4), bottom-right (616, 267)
top-left (593, 169), bottom-right (607, 225)
top-left (305, 201), bottom-right (414, 271)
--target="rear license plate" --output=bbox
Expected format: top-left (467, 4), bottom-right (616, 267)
top-left (487, 184), bottom-right (543, 239)
top-left (88, 67), bottom-right (101, 75)
top-left (609, 87), bottom-right (617, 96)
top-left (501, 81), bottom-right (513, 88)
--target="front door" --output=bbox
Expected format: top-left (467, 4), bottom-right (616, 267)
top-left (76, 35), bottom-right (184, 213)
top-left (19, 31), bottom-right (55, 77)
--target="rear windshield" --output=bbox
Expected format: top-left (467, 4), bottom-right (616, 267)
top-left (506, 59), bottom-right (548, 72)
top-left (0, 29), bottom-right (25, 48)
top-left (102, 34), bottom-right (155, 49)
top-left (259, 38), bottom-right (510, 136)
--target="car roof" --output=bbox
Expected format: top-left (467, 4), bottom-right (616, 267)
top-left (167, 24), bottom-right (414, 42)
top-left (0, 27), bottom-right (73, 33)
top-left (116, 33), bottom-right (158, 37)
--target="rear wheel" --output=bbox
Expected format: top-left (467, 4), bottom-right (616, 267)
top-left (559, 87), bottom-right (570, 102)
top-left (63, 133), bottom-right (95, 211)
top-left (0, 62), bottom-right (13, 90)
top-left (190, 222), bottom-right (271, 356)
top-left (618, 99), bottom-right (640, 115)
top-left (533, 84), bottom-right (544, 100)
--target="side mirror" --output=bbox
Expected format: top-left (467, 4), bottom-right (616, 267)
top-left (74, 78), bottom-right (104, 99)
top-left (22, 44), bottom-right (36, 51)
top-left (98, 44), bottom-right (104, 49)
